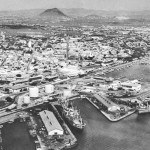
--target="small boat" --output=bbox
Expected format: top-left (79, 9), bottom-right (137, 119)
top-left (138, 103), bottom-right (150, 114)
top-left (29, 130), bottom-right (37, 137)
top-left (8, 120), bottom-right (14, 123)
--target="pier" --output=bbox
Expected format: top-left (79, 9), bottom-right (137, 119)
top-left (80, 92), bottom-right (136, 122)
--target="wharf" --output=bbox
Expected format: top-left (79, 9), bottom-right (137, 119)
top-left (79, 92), bottom-right (136, 122)
top-left (0, 113), bottom-right (17, 124)
top-left (0, 93), bottom-right (60, 124)
top-left (0, 110), bottom-right (28, 124)
top-left (85, 96), bottom-right (136, 122)
top-left (34, 104), bottom-right (77, 150)
top-left (100, 109), bottom-right (136, 122)
top-left (52, 104), bottom-right (77, 148)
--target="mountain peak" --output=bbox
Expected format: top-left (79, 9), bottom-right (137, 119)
top-left (40, 8), bottom-right (67, 18)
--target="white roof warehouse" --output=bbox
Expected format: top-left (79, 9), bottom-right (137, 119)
top-left (39, 110), bottom-right (64, 136)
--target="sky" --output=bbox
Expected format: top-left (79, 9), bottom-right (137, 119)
top-left (0, 0), bottom-right (150, 11)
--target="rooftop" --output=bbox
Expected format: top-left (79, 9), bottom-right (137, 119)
top-left (39, 110), bottom-right (63, 135)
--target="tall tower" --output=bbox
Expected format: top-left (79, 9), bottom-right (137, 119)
top-left (27, 40), bottom-right (33, 72)
top-left (28, 40), bottom-right (32, 51)
top-left (65, 35), bottom-right (69, 61)
top-left (1, 32), bottom-right (5, 42)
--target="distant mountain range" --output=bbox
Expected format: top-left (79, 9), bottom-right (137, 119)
top-left (82, 14), bottom-right (103, 19)
top-left (0, 8), bottom-right (150, 23)
top-left (60, 8), bottom-right (150, 19)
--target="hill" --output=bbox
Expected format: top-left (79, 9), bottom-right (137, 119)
top-left (40, 8), bottom-right (67, 18)
top-left (83, 14), bottom-right (102, 19)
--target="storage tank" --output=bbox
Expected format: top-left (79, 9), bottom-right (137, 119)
top-left (23, 96), bottom-right (30, 104)
top-left (59, 62), bottom-right (67, 67)
top-left (108, 106), bottom-right (120, 112)
top-left (7, 104), bottom-right (17, 110)
top-left (45, 84), bottom-right (54, 94)
top-left (63, 90), bottom-right (72, 99)
top-left (29, 87), bottom-right (39, 97)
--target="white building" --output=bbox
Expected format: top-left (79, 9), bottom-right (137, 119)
top-left (121, 81), bottom-right (141, 92)
top-left (39, 110), bottom-right (64, 136)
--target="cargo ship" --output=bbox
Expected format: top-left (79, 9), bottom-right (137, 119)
top-left (62, 102), bottom-right (86, 131)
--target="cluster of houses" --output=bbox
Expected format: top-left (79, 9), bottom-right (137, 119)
top-left (0, 24), bottom-right (149, 80)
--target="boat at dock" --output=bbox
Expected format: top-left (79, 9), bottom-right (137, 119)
top-left (8, 119), bottom-right (14, 123)
top-left (29, 129), bottom-right (37, 137)
top-left (138, 102), bottom-right (150, 114)
top-left (62, 102), bottom-right (86, 131)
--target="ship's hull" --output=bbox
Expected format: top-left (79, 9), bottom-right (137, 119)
top-left (61, 107), bottom-right (85, 131)
top-left (63, 115), bottom-right (85, 131)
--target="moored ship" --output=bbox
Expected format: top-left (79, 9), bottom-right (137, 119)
top-left (62, 102), bottom-right (86, 131)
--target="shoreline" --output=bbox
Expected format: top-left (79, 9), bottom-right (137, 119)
top-left (84, 96), bottom-right (136, 122)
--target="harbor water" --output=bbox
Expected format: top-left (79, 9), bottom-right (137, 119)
top-left (1, 121), bottom-right (36, 150)
top-left (105, 64), bottom-right (150, 82)
top-left (73, 98), bottom-right (150, 150)
top-left (73, 63), bottom-right (150, 150)
top-left (2, 99), bottom-right (150, 150)
top-left (2, 64), bottom-right (150, 150)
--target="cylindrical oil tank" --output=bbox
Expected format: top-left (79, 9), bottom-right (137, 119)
top-left (29, 87), bottom-right (39, 97)
top-left (63, 90), bottom-right (72, 99)
top-left (45, 84), bottom-right (54, 94)
top-left (23, 96), bottom-right (30, 104)
top-left (59, 62), bottom-right (67, 67)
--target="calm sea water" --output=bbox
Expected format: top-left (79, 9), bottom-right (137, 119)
top-left (105, 64), bottom-right (150, 82)
top-left (2, 64), bottom-right (150, 150)
top-left (73, 99), bottom-right (150, 150)
top-left (1, 121), bottom-right (36, 150)
top-left (74, 64), bottom-right (150, 150)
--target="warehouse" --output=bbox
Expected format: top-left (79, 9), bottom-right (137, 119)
top-left (39, 110), bottom-right (64, 136)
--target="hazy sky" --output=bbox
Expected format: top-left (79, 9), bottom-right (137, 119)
top-left (0, 0), bottom-right (150, 11)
